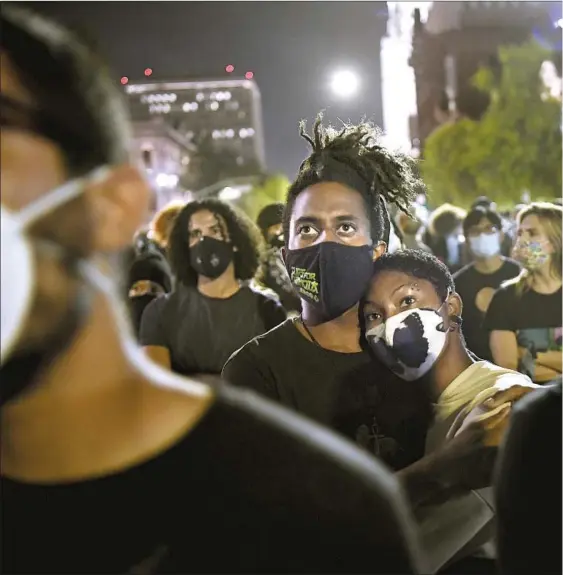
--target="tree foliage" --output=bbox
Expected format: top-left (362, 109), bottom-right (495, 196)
top-left (237, 173), bottom-right (290, 222)
top-left (422, 40), bottom-right (562, 208)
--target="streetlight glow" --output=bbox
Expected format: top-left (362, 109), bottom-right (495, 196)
top-left (330, 70), bottom-right (360, 98)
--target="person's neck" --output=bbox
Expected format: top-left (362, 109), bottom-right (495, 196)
top-left (1, 296), bottom-right (213, 482)
top-left (300, 304), bottom-right (362, 353)
top-left (530, 265), bottom-right (562, 295)
top-left (473, 254), bottom-right (504, 275)
top-left (428, 337), bottom-right (474, 401)
top-left (197, 264), bottom-right (240, 299)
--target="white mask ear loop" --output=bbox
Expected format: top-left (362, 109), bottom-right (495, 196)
top-left (14, 166), bottom-right (111, 231)
top-left (79, 262), bottom-right (211, 398)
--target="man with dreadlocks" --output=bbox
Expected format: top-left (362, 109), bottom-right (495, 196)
top-left (224, 115), bottom-right (431, 470)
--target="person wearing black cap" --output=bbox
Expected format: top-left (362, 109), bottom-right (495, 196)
top-left (256, 203), bottom-right (302, 313)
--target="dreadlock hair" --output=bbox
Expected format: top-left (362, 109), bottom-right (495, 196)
top-left (283, 113), bottom-right (424, 246)
top-left (168, 198), bottom-right (264, 287)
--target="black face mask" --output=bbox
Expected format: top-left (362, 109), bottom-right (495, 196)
top-left (285, 241), bottom-right (374, 322)
top-left (190, 236), bottom-right (233, 279)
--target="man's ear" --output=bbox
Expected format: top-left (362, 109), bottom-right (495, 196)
top-left (447, 292), bottom-right (463, 325)
top-left (372, 242), bottom-right (387, 261)
top-left (280, 246), bottom-right (287, 265)
top-left (87, 165), bottom-right (150, 252)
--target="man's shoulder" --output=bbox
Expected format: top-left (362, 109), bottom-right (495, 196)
top-left (227, 318), bottom-right (297, 361)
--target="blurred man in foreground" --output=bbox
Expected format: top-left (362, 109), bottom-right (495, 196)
top-left (0, 5), bottom-right (424, 573)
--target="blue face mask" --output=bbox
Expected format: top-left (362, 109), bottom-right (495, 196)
top-left (469, 232), bottom-right (501, 259)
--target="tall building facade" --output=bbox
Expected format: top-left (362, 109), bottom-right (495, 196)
top-left (125, 78), bottom-right (266, 177)
top-left (410, 1), bottom-right (561, 154)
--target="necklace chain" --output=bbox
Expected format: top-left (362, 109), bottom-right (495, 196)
top-left (299, 315), bottom-right (323, 349)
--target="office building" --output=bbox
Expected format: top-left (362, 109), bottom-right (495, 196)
top-left (125, 78), bottom-right (266, 190)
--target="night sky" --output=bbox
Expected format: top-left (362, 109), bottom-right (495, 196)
top-left (27, 1), bottom-right (388, 178)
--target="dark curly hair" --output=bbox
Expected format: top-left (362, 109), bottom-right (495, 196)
top-left (168, 198), bottom-right (264, 287)
top-left (283, 113), bottom-right (424, 246)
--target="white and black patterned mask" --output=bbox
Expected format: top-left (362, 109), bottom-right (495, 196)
top-left (366, 301), bottom-right (449, 382)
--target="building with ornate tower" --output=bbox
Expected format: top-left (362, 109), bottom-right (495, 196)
top-left (410, 1), bottom-right (562, 155)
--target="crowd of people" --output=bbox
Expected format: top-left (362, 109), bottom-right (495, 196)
top-left (1, 4), bottom-right (562, 575)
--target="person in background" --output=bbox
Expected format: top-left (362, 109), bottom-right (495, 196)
top-left (485, 202), bottom-right (562, 384)
top-left (469, 196), bottom-right (513, 258)
top-left (0, 7), bottom-right (424, 573)
top-left (140, 198), bottom-right (286, 375)
top-left (494, 381), bottom-right (562, 575)
top-left (148, 199), bottom-right (185, 254)
top-left (125, 201), bottom-right (183, 334)
top-left (256, 202), bottom-right (301, 314)
top-left (396, 211), bottom-right (431, 253)
top-left (453, 207), bottom-right (520, 362)
top-left (423, 203), bottom-right (467, 273)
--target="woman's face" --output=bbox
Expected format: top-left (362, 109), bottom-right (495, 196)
top-left (514, 214), bottom-right (555, 271)
top-left (517, 215), bottom-right (553, 250)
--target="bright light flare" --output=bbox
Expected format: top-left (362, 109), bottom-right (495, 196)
top-left (330, 70), bottom-right (360, 98)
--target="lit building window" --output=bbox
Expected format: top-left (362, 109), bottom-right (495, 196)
top-left (149, 103), bottom-right (171, 114)
top-left (196, 92), bottom-right (205, 102)
top-left (182, 102), bottom-right (199, 112)
top-left (225, 129), bottom-right (235, 138)
top-left (209, 101), bottom-right (219, 111)
top-left (239, 128), bottom-right (255, 139)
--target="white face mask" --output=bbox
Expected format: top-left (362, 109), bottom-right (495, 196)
top-left (1, 167), bottom-right (109, 365)
top-left (365, 302), bottom-right (449, 382)
top-left (1, 167), bottom-right (209, 402)
top-left (469, 232), bottom-right (501, 259)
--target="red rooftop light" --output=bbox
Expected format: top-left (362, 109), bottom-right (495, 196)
top-left (144, 68), bottom-right (153, 77)
top-left (245, 71), bottom-right (254, 80)
top-left (120, 76), bottom-right (129, 85)
top-left (225, 64), bottom-right (235, 73)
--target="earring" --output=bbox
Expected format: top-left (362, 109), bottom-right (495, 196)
top-left (448, 314), bottom-right (463, 331)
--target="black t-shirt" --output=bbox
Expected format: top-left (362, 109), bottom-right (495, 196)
top-left (1, 386), bottom-right (420, 574)
top-left (453, 259), bottom-right (520, 361)
top-left (484, 282), bottom-right (562, 381)
top-left (222, 319), bottom-right (431, 471)
top-left (139, 283), bottom-right (286, 375)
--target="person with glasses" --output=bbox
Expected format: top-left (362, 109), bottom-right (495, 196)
top-left (453, 207), bottom-right (520, 362)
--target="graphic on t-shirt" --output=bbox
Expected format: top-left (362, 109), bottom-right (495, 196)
top-left (290, 267), bottom-right (319, 302)
top-left (475, 287), bottom-right (496, 314)
top-left (355, 422), bottom-right (401, 462)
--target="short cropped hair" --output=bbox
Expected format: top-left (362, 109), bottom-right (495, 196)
top-left (370, 249), bottom-right (455, 302)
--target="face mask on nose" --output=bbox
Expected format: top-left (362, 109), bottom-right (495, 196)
top-left (365, 300), bottom-right (449, 381)
top-left (469, 232), bottom-right (501, 259)
top-left (285, 241), bottom-right (374, 322)
top-left (189, 236), bottom-right (233, 279)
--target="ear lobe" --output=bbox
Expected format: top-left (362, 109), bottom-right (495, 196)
top-left (87, 165), bottom-right (150, 252)
top-left (447, 292), bottom-right (463, 319)
top-left (373, 242), bottom-right (387, 261)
